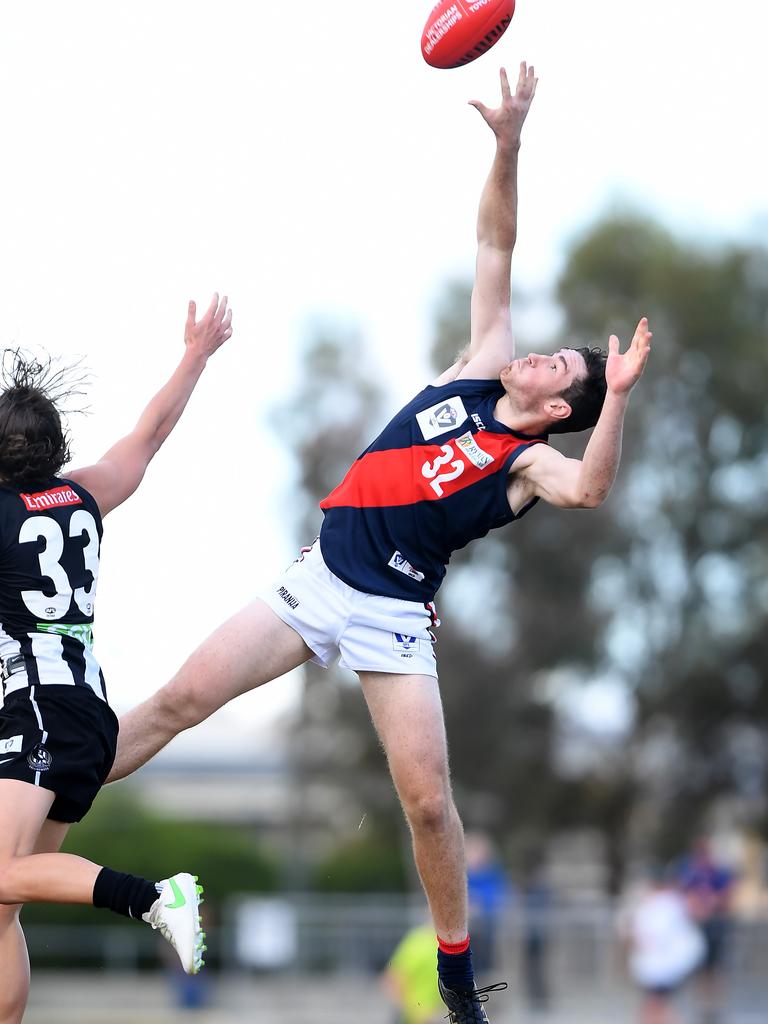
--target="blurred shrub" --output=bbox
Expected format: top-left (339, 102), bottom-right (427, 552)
top-left (311, 831), bottom-right (409, 893)
top-left (23, 787), bottom-right (278, 929)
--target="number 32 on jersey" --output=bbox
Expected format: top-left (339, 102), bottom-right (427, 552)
top-left (421, 431), bottom-right (495, 498)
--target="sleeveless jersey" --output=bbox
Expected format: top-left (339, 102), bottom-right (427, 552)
top-left (319, 378), bottom-right (547, 601)
top-left (0, 477), bottom-right (107, 701)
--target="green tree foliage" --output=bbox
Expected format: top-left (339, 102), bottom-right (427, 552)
top-left (22, 787), bottom-right (278, 930)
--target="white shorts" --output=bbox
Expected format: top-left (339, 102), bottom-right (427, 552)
top-left (263, 541), bottom-right (439, 678)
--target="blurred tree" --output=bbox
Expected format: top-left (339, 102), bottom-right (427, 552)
top-left (558, 214), bottom-right (768, 857)
top-left (271, 325), bottom-right (408, 884)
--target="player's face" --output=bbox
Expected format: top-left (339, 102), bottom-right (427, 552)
top-left (500, 348), bottom-right (587, 405)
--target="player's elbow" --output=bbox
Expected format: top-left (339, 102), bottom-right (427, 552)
top-left (575, 488), bottom-right (609, 509)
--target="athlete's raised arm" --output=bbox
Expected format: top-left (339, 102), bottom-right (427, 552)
top-left (453, 62), bottom-right (537, 382)
top-left (513, 318), bottom-right (652, 508)
top-left (68, 294), bottom-right (232, 516)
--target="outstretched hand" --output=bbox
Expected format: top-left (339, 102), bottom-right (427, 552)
top-left (605, 317), bottom-right (652, 396)
top-left (185, 293), bottom-right (233, 360)
top-left (469, 62), bottom-right (538, 145)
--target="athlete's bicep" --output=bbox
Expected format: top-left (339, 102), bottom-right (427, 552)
top-left (68, 434), bottom-right (157, 517)
top-left (516, 445), bottom-right (587, 509)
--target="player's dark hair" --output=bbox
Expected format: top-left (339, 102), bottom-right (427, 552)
top-left (548, 346), bottom-right (607, 434)
top-left (0, 350), bottom-right (86, 486)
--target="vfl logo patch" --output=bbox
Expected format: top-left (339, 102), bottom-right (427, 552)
top-left (416, 397), bottom-right (468, 441)
top-left (277, 586), bottom-right (299, 610)
top-left (27, 744), bottom-right (53, 772)
top-left (393, 633), bottom-right (420, 655)
top-left (388, 551), bottom-right (425, 583)
top-left (455, 431), bottom-right (494, 470)
top-left (0, 735), bottom-right (23, 755)
top-left (20, 486), bottom-right (83, 512)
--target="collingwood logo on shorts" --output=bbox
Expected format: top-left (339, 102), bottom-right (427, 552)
top-left (416, 396), bottom-right (468, 441)
top-left (388, 551), bottom-right (425, 582)
top-left (455, 430), bottom-right (494, 469)
top-left (27, 744), bottom-right (53, 772)
top-left (277, 586), bottom-right (299, 610)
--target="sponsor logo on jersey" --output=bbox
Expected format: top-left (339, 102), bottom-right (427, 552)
top-left (37, 622), bottom-right (94, 648)
top-left (416, 397), bottom-right (468, 441)
top-left (20, 485), bottom-right (83, 512)
top-left (392, 633), bottom-right (420, 653)
top-left (0, 735), bottom-right (23, 755)
top-left (388, 551), bottom-right (426, 582)
top-left (455, 431), bottom-right (495, 470)
top-left (277, 586), bottom-right (299, 610)
top-left (471, 413), bottom-right (486, 431)
top-left (27, 744), bottom-right (53, 772)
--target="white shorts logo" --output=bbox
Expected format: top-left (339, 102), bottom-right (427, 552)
top-left (0, 735), bottom-right (23, 755)
top-left (393, 633), bottom-right (420, 653)
top-left (416, 397), bottom-right (468, 440)
top-left (455, 431), bottom-right (494, 469)
top-left (388, 551), bottom-right (426, 582)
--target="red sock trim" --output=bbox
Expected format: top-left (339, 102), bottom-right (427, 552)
top-left (437, 934), bottom-right (470, 955)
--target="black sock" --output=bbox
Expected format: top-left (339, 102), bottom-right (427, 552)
top-left (92, 867), bottom-right (160, 920)
top-left (437, 937), bottom-right (475, 993)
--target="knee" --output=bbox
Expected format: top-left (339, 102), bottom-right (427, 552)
top-left (401, 785), bottom-right (456, 835)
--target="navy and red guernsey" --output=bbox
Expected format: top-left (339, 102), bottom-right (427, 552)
top-left (319, 378), bottom-right (548, 601)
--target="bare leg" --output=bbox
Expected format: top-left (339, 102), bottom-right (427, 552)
top-left (109, 599), bottom-right (314, 781)
top-left (0, 782), bottom-right (101, 906)
top-left (359, 672), bottom-right (467, 943)
top-left (639, 993), bottom-right (682, 1024)
top-left (0, 784), bottom-right (69, 1024)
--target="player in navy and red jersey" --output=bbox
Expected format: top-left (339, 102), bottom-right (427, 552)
top-left (0, 295), bottom-right (232, 1022)
top-left (110, 65), bottom-right (651, 1023)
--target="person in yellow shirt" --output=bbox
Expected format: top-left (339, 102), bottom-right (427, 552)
top-left (383, 923), bottom-right (445, 1024)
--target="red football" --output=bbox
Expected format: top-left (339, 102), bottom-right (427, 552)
top-left (421, 0), bottom-right (516, 70)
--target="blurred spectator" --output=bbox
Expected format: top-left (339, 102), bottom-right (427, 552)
top-left (382, 922), bottom-right (444, 1024)
top-left (520, 864), bottom-right (554, 1013)
top-left (465, 832), bottom-right (513, 974)
top-left (677, 837), bottom-right (737, 1024)
top-left (620, 867), bottom-right (704, 1024)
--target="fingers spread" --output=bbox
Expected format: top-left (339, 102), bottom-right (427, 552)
top-left (608, 334), bottom-right (620, 355)
top-left (501, 66), bottom-right (512, 98)
top-left (468, 100), bottom-right (490, 120)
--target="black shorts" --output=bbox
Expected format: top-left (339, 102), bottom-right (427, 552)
top-left (0, 684), bottom-right (118, 823)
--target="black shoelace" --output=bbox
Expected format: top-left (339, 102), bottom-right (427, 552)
top-left (443, 981), bottom-right (509, 1021)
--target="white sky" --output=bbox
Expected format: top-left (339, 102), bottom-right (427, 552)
top-left (1, 1), bottom-right (765, 756)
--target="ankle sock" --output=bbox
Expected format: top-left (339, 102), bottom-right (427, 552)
top-left (437, 934), bottom-right (475, 993)
top-left (93, 867), bottom-right (161, 920)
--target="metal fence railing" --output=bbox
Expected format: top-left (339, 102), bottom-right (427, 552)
top-left (23, 896), bottom-right (768, 996)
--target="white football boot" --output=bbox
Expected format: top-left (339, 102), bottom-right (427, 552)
top-left (142, 872), bottom-right (206, 974)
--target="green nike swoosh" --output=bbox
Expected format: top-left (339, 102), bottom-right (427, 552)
top-left (165, 878), bottom-right (186, 910)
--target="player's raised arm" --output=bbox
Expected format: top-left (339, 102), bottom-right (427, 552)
top-left (457, 62), bottom-right (537, 380)
top-left (516, 318), bottom-right (652, 508)
top-left (68, 294), bottom-right (232, 516)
